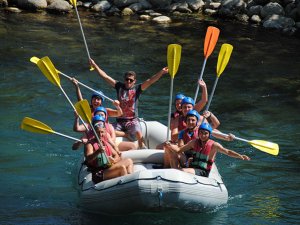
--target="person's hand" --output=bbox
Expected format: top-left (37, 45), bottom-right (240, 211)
top-left (113, 100), bottom-right (120, 107)
top-left (89, 58), bottom-right (96, 67)
top-left (241, 155), bottom-right (251, 160)
top-left (198, 79), bottom-right (206, 88)
top-left (228, 133), bottom-right (235, 141)
top-left (162, 67), bottom-right (169, 74)
top-left (71, 77), bottom-right (79, 86)
top-left (81, 138), bottom-right (88, 144)
top-left (203, 110), bottom-right (212, 119)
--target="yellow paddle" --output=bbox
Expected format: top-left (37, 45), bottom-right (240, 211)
top-left (69, 0), bottom-right (94, 71)
top-left (30, 56), bottom-right (113, 102)
top-left (35, 56), bottom-right (89, 131)
top-left (74, 99), bottom-right (111, 166)
top-left (205, 43), bottom-right (233, 112)
top-left (212, 131), bottom-right (279, 156)
top-left (166, 44), bottom-right (182, 141)
top-left (194, 26), bottom-right (220, 102)
top-left (21, 117), bottom-right (83, 142)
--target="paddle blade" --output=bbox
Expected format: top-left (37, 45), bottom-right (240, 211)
top-left (75, 99), bottom-right (92, 123)
top-left (37, 56), bottom-right (60, 87)
top-left (249, 140), bottom-right (279, 156)
top-left (216, 43), bottom-right (233, 77)
top-left (30, 56), bottom-right (39, 64)
top-left (167, 44), bottom-right (182, 78)
top-left (204, 26), bottom-right (220, 59)
top-left (21, 117), bottom-right (54, 135)
top-left (70, 0), bottom-right (77, 6)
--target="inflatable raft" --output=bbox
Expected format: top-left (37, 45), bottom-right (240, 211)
top-left (77, 120), bottom-right (228, 215)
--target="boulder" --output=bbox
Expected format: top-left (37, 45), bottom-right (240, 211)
top-left (261, 2), bottom-right (285, 18)
top-left (0, 0), bottom-right (8, 7)
top-left (17, 0), bottom-right (47, 10)
top-left (128, 0), bottom-right (152, 12)
top-left (91, 1), bottom-right (111, 12)
top-left (263, 14), bottom-right (295, 29)
top-left (152, 15), bottom-right (171, 23)
top-left (121, 7), bottom-right (134, 16)
top-left (113, 0), bottom-right (139, 8)
top-left (47, 0), bottom-right (72, 13)
top-left (186, 0), bottom-right (205, 11)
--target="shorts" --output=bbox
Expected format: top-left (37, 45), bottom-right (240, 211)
top-left (194, 168), bottom-right (209, 177)
top-left (113, 117), bottom-right (142, 136)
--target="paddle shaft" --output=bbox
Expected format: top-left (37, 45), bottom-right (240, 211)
top-left (205, 77), bottom-right (219, 112)
top-left (194, 58), bottom-right (207, 102)
top-left (53, 130), bottom-right (83, 142)
top-left (59, 71), bottom-right (114, 102)
top-left (166, 78), bottom-right (174, 141)
top-left (58, 85), bottom-right (90, 132)
top-left (74, 6), bottom-right (91, 60)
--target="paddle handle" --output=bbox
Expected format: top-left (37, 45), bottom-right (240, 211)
top-left (194, 59), bottom-right (207, 102)
top-left (166, 78), bottom-right (174, 141)
top-left (59, 71), bottom-right (114, 102)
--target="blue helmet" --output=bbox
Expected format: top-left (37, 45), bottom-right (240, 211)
top-left (94, 106), bottom-right (107, 117)
top-left (175, 93), bottom-right (185, 101)
top-left (199, 122), bottom-right (212, 134)
top-left (186, 110), bottom-right (200, 122)
top-left (181, 97), bottom-right (195, 107)
top-left (91, 91), bottom-right (104, 102)
top-left (92, 114), bottom-right (106, 125)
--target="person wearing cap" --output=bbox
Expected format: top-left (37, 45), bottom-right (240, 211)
top-left (71, 78), bottom-right (123, 117)
top-left (89, 58), bottom-right (169, 149)
top-left (166, 123), bottom-right (250, 177)
top-left (84, 115), bottom-right (134, 183)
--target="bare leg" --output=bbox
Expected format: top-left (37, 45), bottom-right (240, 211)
top-left (118, 141), bottom-right (137, 151)
top-left (136, 131), bottom-right (146, 149)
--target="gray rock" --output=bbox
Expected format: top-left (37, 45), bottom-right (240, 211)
top-left (263, 14), bottom-right (295, 29)
top-left (260, 2), bottom-right (285, 18)
top-left (121, 7), bottom-right (134, 15)
top-left (17, 0), bottom-right (47, 10)
top-left (129, 0), bottom-right (152, 12)
top-left (250, 14), bottom-right (262, 23)
top-left (219, 0), bottom-right (247, 17)
top-left (91, 1), bottom-right (111, 12)
top-left (113, 0), bottom-right (139, 8)
top-left (47, 0), bottom-right (72, 13)
top-left (253, 0), bottom-right (269, 5)
top-left (248, 5), bottom-right (263, 17)
top-left (5, 7), bottom-right (22, 12)
top-left (204, 8), bottom-right (218, 15)
top-left (0, 0), bottom-right (8, 7)
top-left (186, 0), bottom-right (205, 11)
top-left (139, 14), bottom-right (151, 20)
top-left (236, 13), bottom-right (249, 22)
top-left (148, 0), bottom-right (172, 8)
top-left (152, 15), bottom-right (171, 23)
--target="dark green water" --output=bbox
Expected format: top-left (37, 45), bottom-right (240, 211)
top-left (1, 10), bottom-right (299, 225)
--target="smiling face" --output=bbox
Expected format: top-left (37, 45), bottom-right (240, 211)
top-left (198, 129), bottom-right (210, 141)
top-left (124, 72), bottom-right (136, 89)
top-left (91, 96), bottom-right (103, 109)
top-left (175, 99), bottom-right (182, 112)
top-left (182, 103), bottom-right (193, 116)
top-left (186, 115), bottom-right (198, 129)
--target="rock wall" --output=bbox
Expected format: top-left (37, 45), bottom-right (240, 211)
top-left (3, 0), bottom-right (300, 35)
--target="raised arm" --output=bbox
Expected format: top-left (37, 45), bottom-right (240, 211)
top-left (203, 111), bottom-right (220, 129)
top-left (90, 58), bottom-right (117, 88)
top-left (71, 78), bottom-right (83, 101)
top-left (141, 67), bottom-right (168, 91)
top-left (106, 100), bottom-right (123, 117)
top-left (194, 79), bottom-right (208, 112)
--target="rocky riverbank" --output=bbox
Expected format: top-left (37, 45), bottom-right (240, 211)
top-left (2, 0), bottom-right (300, 36)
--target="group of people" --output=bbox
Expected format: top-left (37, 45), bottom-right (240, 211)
top-left (71, 59), bottom-right (250, 184)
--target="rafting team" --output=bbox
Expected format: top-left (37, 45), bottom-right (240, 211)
top-left (72, 59), bottom-right (250, 184)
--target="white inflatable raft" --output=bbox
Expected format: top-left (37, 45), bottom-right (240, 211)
top-left (77, 120), bottom-right (228, 215)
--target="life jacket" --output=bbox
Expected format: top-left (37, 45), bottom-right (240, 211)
top-left (87, 137), bottom-right (113, 169)
top-left (171, 110), bottom-right (181, 119)
top-left (104, 122), bottom-right (114, 137)
top-left (190, 139), bottom-right (215, 174)
top-left (182, 127), bottom-right (198, 144)
top-left (178, 115), bottom-right (187, 132)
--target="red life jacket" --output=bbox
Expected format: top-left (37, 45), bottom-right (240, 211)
top-left (182, 127), bottom-right (198, 144)
top-left (190, 139), bottom-right (215, 173)
top-left (87, 137), bottom-right (113, 168)
top-left (178, 115), bottom-right (187, 132)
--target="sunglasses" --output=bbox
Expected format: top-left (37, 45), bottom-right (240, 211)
top-left (125, 78), bottom-right (135, 83)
